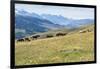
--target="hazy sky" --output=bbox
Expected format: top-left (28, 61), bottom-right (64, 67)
top-left (15, 4), bottom-right (94, 19)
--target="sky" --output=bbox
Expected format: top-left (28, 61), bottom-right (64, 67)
top-left (15, 4), bottom-right (94, 19)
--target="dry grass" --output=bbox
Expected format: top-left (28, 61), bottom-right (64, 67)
top-left (15, 30), bottom-right (94, 65)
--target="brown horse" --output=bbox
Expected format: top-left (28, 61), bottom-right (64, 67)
top-left (56, 33), bottom-right (67, 36)
top-left (31, 35), bottom-right (40, 40)
top-left (24, 37), bottom-right (30, 41)
top-left (46, 35), bottom-right (53, 38)
top-left (17, 38), bottom-right (24, 42)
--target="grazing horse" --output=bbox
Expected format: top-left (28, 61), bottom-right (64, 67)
top-left (79, 30), bottom-right (87, 33)
top-left (17, 38), bottom-right (24, 42)
top-left (87, 29), bottom-right (92, 32)
top-left (24, 37), bottom-right (30, 41)
top-left (31, 35), bottom-right (40, 40)
top-left (56, 33), bottom-right (67, 36)
top-left (46, 35), bottom-right (53, 38)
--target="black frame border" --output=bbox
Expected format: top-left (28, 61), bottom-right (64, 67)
top-left (10, 1), bottom-right (97, 69)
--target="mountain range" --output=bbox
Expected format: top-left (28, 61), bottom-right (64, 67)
top-left (15, 9), bottom-right (94, 39)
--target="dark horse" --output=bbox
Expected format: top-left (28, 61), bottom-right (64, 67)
top-left (56, 33), bottom-right (67, 36)
top-left (31, 35), bottom-right (40, 40)
top-left (46, 35), bottom-right (53, 38)
top-left (24, 37), bottom-right (30, 41)
top-left (17, 38), bottom-right (24, 42)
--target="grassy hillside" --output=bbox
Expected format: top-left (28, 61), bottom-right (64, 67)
top-left (15, 25), bottom-right (94, 65)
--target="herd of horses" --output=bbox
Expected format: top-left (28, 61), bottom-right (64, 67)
top-left (16, 32), bottom-right (67, 42)
top-left (79, 29), bottom-right (93, 33)
top-left (16, 29), bottom-right (93, 42)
